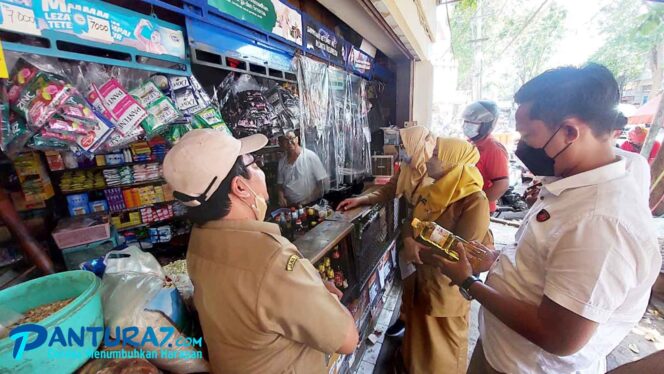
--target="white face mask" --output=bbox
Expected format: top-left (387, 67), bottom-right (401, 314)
top-left (240, 180), bottom-right (268, 221)
top-left (463, 122), bottom-right (481, 139)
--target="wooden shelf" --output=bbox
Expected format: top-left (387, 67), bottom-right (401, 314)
top-left (61, 179), bottom-right (165, 194)
top-left (51, 160), bottom-right (162, 174)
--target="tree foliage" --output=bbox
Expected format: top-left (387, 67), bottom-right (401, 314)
top-left (588, 0), bottom-right (664, 92)
top-left (448, 0), bottom-right (567, 100)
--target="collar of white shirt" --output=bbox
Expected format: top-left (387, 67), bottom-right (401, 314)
top-left (542, 157), bottom-right (627, 196)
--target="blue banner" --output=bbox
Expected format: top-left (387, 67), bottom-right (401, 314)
top-left (0, 0), bottom-right (185, 59)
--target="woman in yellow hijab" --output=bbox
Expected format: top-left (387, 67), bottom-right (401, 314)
top-left (400, 137), bottom-right (493, 374)
top-left (337, 125), bottom-right (436, 209)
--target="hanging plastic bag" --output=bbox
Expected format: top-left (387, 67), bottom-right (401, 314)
top-left (103, 245), bottom-right (165, 277)
top-left (101, 246), bottom-right (209, 373)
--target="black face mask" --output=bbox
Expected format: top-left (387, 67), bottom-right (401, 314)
top-left (515, 126), bottom-right (571, 177)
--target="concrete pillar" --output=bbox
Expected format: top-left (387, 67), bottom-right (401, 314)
top-left (412, 60), bottom-right (434, 128)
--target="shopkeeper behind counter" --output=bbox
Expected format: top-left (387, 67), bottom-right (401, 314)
top-left (163, 129), bottom-right (358, 373)
top-left (278, 131), bottom-right (329, 207)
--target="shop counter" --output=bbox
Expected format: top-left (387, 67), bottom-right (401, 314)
top-left (294, 220), bottom-right (353, 263)
top-left (327, 205), bottom-right (372, 223)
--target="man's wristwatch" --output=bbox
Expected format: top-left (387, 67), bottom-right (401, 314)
top-left (459, 275), bottom-right (483, 300)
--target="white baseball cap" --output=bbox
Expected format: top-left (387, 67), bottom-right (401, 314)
top-left (163, 129), bottom-right (268, 207)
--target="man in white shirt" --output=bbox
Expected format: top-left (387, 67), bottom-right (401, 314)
top-left (277, 131), bottom-right (329, 206)
top-left (429, 64), bottom-right (662, 374)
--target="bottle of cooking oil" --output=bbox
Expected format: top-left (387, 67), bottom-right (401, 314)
top-left (411, 218), bottom-right (461, 261)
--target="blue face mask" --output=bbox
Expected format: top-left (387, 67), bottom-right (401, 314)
top-left (399, 149), bottom-right (412, 164)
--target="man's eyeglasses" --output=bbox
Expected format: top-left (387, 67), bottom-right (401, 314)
top-left (243, 154), bottom-right (264, 168)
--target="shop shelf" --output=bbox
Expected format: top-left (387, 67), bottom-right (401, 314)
top-left (115, 215), bottom-right (185, 233)
top-left (52, 160), bottom-right (162, 174)
top-left (61, 179), bottom-right (166, 194)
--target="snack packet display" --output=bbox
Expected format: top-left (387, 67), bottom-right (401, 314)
top-left (130, 81), bottom-right (164, 108)
top-left (92, 78), bottom-right (148, 136)
top-left (28, 135), bottom-right (73, 151)
top-left (76, 108), bottom-right (115, 154)
top-left (20, 72), bottom-right (72, 129)
top-left (5, 114), bottom-right (34, 158)
top-left (165, 123), bottom-right (191, 145)
top-left (59, 94), bottom-right (98, 126)
top-left (39, 128), bottom-right (78, 144)
top-left (48, 116), bottom-right (90, 136)
top-left (141, 97), bottom-right (181, 137)
top-left (192, 107), bottom-right (231, 134)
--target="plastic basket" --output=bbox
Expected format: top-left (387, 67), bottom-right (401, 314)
top-left (52, 215), bottom-right (111, 249)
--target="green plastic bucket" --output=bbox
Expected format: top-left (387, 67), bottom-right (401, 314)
top-left (0, 271), bottom-right (103, 374)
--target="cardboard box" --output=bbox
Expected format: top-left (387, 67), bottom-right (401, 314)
top-left (383, 145), bottom-right (398, 156)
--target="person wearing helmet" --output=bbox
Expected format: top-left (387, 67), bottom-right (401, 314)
top-left (462, 101), bottom-right (510, 213)
top-left (620, 125), bottom-right (661, 163)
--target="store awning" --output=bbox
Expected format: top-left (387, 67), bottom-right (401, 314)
top-left (628, 94), bottom-right (662, 124)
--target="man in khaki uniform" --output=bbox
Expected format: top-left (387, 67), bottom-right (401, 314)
top-left (163, 129), bottom-right (359, 373)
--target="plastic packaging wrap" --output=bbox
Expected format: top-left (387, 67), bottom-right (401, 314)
top-left (101, 246), bottom-right (208, 373)
top-left (295, 56), bottom-right (371, 189)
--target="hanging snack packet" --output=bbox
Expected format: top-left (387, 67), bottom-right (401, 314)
top-left (14, 72), bottom-right (70, 129)
top-left (39, 128), bottom-right (78, 144)
top-left (173, 88), bottom-right (203, 115)
top-left (130, 81), bottom-right (164, 108)
top-left (6, 114), bottom-right (35, 158)
top-left (104, 125), bottom-right (145, 151)
top-left (169, 76), bottom-right (190, 91)
top-left (76, 107), bottom-right (115, 154)
top-left (192, 107), bottom-right (231, 134)
top-left (141, 97), bottom-right (181, 137)
top-left (7, 59), bottom-right (41, 114)
top-left (93, 78), bottom-right (147, 135)
top-left (165, 122), bottom-right (191, 145)
top-left (29, 134), bottom-right (73, 151)
top-left (189, 75), bottom-right (211, 106)
top-left (48, 116), bottom-right (90, 136)
top-left (59, 94), bottom-right (98, 126)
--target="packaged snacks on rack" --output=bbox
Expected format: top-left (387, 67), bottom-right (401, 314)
top-left (23, 72), bottom-right (72, 129)
top-left (38, 128), bottom-right (78, 144)
top-left (192, 106), bottom-right (231, 134)
top-left (141, 97), bottom-right (181, 137)
top-left (76, 108), bottom-right (115, 154)
top-left (47, 116), bottom-right (90, 136)
top-left (59, 95), bottom-right (97, 126)
top-left (165, 122), bottom-right (191, 145)
top-left (93, 78), bottom-right (148, 135)
top-left (5, 114), bottom-right (34, 158)
top-left (130, 81), bottom-right (164, 108)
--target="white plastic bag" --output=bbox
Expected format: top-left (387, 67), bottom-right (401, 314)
top-left (104, 245), bottom-right (165, 278)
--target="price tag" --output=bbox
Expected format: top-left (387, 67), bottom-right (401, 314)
top-left (85, 14), bottom-right (113, 43)
top-left (0, 2), bottom-right (40, 36)
top-left (0, 41), bottom-right (8, 79)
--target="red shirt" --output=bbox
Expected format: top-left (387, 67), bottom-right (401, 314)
top-left (620, 141), bottom-right (661, 163)
top-left (474, 135), bottom-right (510, 212)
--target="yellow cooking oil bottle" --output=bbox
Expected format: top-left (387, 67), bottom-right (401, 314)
top-left (411, 217), bottom-right (464, 261)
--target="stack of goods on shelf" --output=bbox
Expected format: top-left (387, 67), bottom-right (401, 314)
top-left (59, 170), bottom-right (106, 193)
top-left (315, 248), bottom-right (349, 291)
top-left (272, 202), bottom-right (335, 241)
top-left (12, 152), bottom-right (55, 205)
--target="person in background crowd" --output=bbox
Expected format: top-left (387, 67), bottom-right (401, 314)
top-left (433, 64), bottom-right (661, 374)
top-left (163, 129), bottom-right (358, 373)
top-left (399, 137), bottom-right (494, 374)
top-left (462, 100), bottom-right (510, 214)
top-left (277, 130), bottom-right (329, 207)
top-left (621, 125), bottom-right (661, 163)
top-left (337, 125), bottom-right (436, 338)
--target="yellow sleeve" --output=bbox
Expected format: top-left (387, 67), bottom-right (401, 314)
top-left (363, 172), bottom-right (399, 205)
top-left (449, 192), bottom-right (490, 243)
top-left (256, 247), bottom-right (350, 353)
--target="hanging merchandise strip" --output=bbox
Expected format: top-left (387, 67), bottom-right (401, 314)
top-left (295, 56), bottom-right (371, 189)
top-left (0, 0), bottom-right (189, 76)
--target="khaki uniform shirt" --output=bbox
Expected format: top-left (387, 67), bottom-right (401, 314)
top-left (363, 176), bottom-right (492, 317)
top-left (187, 219), bottom-right (349, 374)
